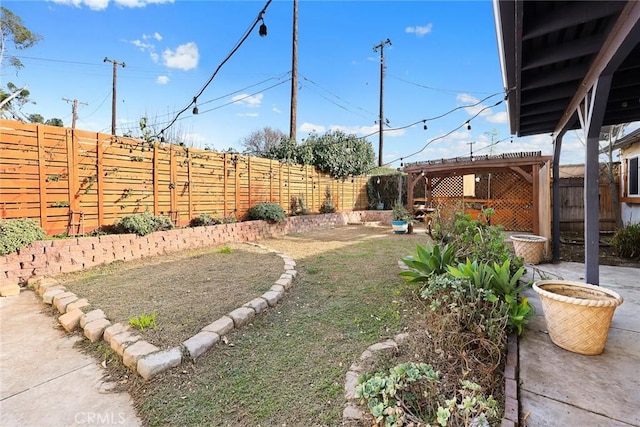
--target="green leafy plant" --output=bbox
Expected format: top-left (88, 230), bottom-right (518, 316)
top-left (611, 223), bottom-right (640, 258)
top-left (248, 202), bottom-right (286, 223)
top-left (446, 212), bottom-right (524, 273)
top-left (219, 245), bottom-right (233, 254)
top-left (129, 312), bottom-right (158, 332)
top-left (392, 202), bottom-right (412, 222)
top-left (505, 294), bottom-right (534, 335)
top-left (290, 195), bottom-right (309, 216)
top-left (436, 380), bottom-right (500, 427)
top-left (400, 243), bottom-right (456, 283)
top-left (189, 213), bottom-right (224, 227)
top-left (116, 211), bottom-right (174, 236)
top-left (447, 258), bottom-right (492, 290)
top-left (355, 362), bottom-right (440, 426)
top-left (0, 218), bottom-right (46, 255)
top-left (319, 187), bottom-right (336, 214)
top-left (51, 201), bottom-right (70, 207)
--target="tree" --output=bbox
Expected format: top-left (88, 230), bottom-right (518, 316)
top-left (301, 130), bottom-right (375, 179)
top-left (263, 129), bottom-right (375, 179)
top-left (240, 127), bottom-right (287, 156)
top-left (0, 7), bottom-right (42, 118)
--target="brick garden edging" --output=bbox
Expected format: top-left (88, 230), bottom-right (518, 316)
top-left (1, 210), bottom-right (390, 290)
top-left (25, 242), bottom-right (298, 380)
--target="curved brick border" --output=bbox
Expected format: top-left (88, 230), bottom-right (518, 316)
top-left (343, 261), bottom-right (520, 425)
top-left (25, 242), bottom-right (297, 381)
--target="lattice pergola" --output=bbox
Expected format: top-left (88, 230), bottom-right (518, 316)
top-left (404, 151), bottom-right (552, 236)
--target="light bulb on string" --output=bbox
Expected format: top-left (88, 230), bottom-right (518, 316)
top-left (466, 121), bottom-right (471, 131)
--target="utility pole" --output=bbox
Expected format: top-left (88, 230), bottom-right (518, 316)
top-left (373, 38), bottom-right (391, 167)
top-left (103, 57), bottom-right (125, 136)
top-left (467, 141), bottom-right (476, 160)
top-left (62, 98), bottom-right (88, 129)
top-left (289, 0), bottom-right (298, 143)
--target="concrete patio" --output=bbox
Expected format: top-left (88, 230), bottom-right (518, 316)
top-left (520, 262), bottom-right (639, 426)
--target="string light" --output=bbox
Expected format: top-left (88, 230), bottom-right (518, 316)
top-left (155, 0), bottom-right (273, 139)
top-left (466, 121), bottom-right (471, 131)
top-left (360, 91), bottom-right (503, 139)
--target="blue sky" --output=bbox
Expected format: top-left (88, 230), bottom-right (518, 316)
top-left (2, 0), bottom-right (621, 166)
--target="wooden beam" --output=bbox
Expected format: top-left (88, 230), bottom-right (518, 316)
top-left (554, 0), bottom-right (640, 137)
top-left (509, 166), bottom-right (532, 183)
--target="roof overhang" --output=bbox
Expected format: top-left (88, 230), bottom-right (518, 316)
top-left (493, 0), bottom-right (640, 137)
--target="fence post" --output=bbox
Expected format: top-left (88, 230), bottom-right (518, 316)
top-left (187, 148), bottom-right (192, 222)
top-left (248, 156), bottom-right (252, 208)
top-left (170, 144), bottom-right (177, 223)
top-left (96, 133), bottom-right (105, 227)
top-left (153, 142), bottom-right (159, 216)
top-left (223, 153), bottom-right (228, 217)
top-left (36, 125), bottom-right (48, 231)
top-left (66, 128), bottom-right (79, 213)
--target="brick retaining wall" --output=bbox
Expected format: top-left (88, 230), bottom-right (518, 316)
top-left (1, 211), bottom-right (391, 287)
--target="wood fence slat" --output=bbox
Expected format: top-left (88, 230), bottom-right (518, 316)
top-left (36, 126), bottom-right (48, 230)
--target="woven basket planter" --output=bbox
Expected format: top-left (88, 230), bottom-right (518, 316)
top-left (533, 280), bottom-right (624, 355)
top-left (511, 234), bottom-right (547, 264)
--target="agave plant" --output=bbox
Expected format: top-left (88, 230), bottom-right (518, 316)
top-left (400, 243), bottom-right (456, 283)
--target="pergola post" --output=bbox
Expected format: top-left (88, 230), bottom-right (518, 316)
top-left (577, 76), bottom-right (613, 285)
top-left (552, 133), bottom-right (564, 263)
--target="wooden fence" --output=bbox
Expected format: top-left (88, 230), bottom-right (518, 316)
top-left (556, 177), bottom-right (619, 232)
top-left (0, 120), bottom-right (369, 236)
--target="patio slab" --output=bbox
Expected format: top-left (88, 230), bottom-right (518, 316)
top-left (520, 262), bottom-right (640, 426)
top-left (0, 290), bottom-right (140, 426)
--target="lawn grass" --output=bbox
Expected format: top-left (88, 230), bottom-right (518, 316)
top-left (133, 227), bottom-right (427, 426)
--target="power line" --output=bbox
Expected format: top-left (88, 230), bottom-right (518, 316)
top-left (299, 74), bottom-right (377, 118)
top-left (388, 74), bottom-right (497, 95)
top-left (157, 0), bottom-right (273, 139)
top-left (360, 91), bottom-right (504, 139)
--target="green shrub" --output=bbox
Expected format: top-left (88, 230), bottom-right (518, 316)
top-left (248, 202), bottom-right (286, 223)
top-left (355, 362), bottom-right (440, 426)
top-left (319, 187), bottom-right (336, 214)
top-left (116, 212), bottom-right (174, 236)
top-left (0, 219), bottom-right (46, 255)
top-left (611, 223), bottom-right (640, 258)
top-left (446, 212), bottom-right (524, 273)
top-left (447, 258), bottom-right (534, 335)
top-left (189, 213), bottom-right (223, 227)
top-left (355, 360), bottom-right (500, 426)
top-left (392, 202), bottom-right (412, 222)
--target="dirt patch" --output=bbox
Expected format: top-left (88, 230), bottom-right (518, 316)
top-left (61, 243), bottom-right (284, 347)
top-left (559, 232), bottom-right (640, 268)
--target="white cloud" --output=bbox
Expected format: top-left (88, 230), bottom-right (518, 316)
top-left (231, 93), bottom-right (263, 108)
top-left (131, 39), bottom-right (154, 51)
top-left (299, 122), bottom-right (326, 133)
top-left (237, 112), bottom-right (259, 118)
top-left (162, 42), bottom-right (198, 71)
top-left (486, 112), bottom-right (507, 124)
top-left (51, 0), bottom-right (109, 10)
top-left (457, 93), bottom-right (492, 117)
top-left (405, 23), bottom-right (433, 37)
top-left (142, 32), bottom-right (163, 41)
top-left (156, 75), bottom-right (169, 85)
top-left (150, 52), bottom-right (159, 63)
top-left (272, 106), bottom-right (281, 114)
top-left (51, 0), bottom-right (172, 9)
